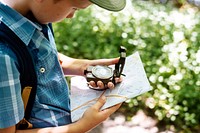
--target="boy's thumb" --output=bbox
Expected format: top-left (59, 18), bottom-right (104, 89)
top-left (93, 95), bottom-right (106, 110)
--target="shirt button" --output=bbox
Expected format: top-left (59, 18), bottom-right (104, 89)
top-left (40, 67), bottom-right (45, 73)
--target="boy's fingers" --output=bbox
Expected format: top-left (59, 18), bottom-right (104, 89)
top-left (89, 81), bottom-right (97, 87)
top-left (107, 82), bottom-right (114, 89)
top-left (97, 81), bottom-right (105, 89)
top-left (91, 58), bottom-right (119, 66)
top-left (102, 103), bottom-right (122, 114)
top-left (93, 95), bottom-right (106, 110)
top-left (115, 77), bottom-right (123, 83)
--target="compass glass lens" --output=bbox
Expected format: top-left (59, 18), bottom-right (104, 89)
top-left (92, 66), bottom-right (113, 79)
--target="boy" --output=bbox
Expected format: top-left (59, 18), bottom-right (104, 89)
top-left (0, 0), bottom-right (126, 132)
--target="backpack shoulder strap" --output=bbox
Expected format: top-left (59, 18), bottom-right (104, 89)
top-left (0, 22), bottom-right (37, 129)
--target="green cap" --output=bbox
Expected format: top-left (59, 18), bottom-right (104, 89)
top-left (89, 0), bottom-right (126, 12)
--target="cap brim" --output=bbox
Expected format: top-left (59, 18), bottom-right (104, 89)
top-left (89, 0), bottom-right (126, 12)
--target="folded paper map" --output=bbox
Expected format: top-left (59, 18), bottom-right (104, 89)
top-left (70, 52), bottom-right (151, 122)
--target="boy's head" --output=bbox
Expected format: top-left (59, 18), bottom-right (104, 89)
top-left (25, 0), bottom-right (126, 24)
top-left (89, 0), bottom-right (126, 11)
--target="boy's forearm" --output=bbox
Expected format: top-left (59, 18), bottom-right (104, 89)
top-left (16, 120), bottom-right (91, 133)
top-left (58, 53), bottom-right (88, 76)
top-left (1, 116), bottom-right (98, 133)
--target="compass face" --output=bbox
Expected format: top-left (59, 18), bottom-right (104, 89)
top-left (92, 66), bottom-right (113, 79)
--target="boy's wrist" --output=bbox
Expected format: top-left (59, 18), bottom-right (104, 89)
top-left (74, 118), bottom-right (91, 133)
top-left (73, 117), bottom-right (98, 133)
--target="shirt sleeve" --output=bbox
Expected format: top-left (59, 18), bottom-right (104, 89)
top-left (0, 47), bottom-right (24, 128)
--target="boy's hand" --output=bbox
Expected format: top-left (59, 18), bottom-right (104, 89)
top-left (86, 57), bottom-right (123, 90)
top-left (78, 95), bottom-right (122, 132)
top-left (88, 77), bottom-right (123, 89)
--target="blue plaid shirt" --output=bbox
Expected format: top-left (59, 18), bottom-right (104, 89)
top-left (0, 2), bottom-right (71, 128)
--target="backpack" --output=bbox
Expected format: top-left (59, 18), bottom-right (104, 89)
top-left (0, 22), bottom-right (37, 129)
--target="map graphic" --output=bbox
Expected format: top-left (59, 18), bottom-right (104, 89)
top-left (70, 52), bottom-right (151, 122)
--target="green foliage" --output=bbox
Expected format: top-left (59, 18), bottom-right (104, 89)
top-left (53, 1), bottom-right (200, 131)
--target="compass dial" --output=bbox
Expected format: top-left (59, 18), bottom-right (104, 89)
top-left (92, 66), bottom-right (113, 79)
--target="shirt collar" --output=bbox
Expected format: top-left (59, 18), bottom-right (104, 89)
top-left (0, 2), bottom-right (42, 46)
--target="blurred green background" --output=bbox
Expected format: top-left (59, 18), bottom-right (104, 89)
top-left (53, 0), bottom-right (200, 132)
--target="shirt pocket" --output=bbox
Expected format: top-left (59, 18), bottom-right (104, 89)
top-left (36, 49), bottom-right (59, 80)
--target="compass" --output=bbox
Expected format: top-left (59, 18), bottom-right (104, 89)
top-left (84, 46), bottom-right (126, 90)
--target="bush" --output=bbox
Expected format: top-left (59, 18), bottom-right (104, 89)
top-left (53, 1), bottom-right (200, 131)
